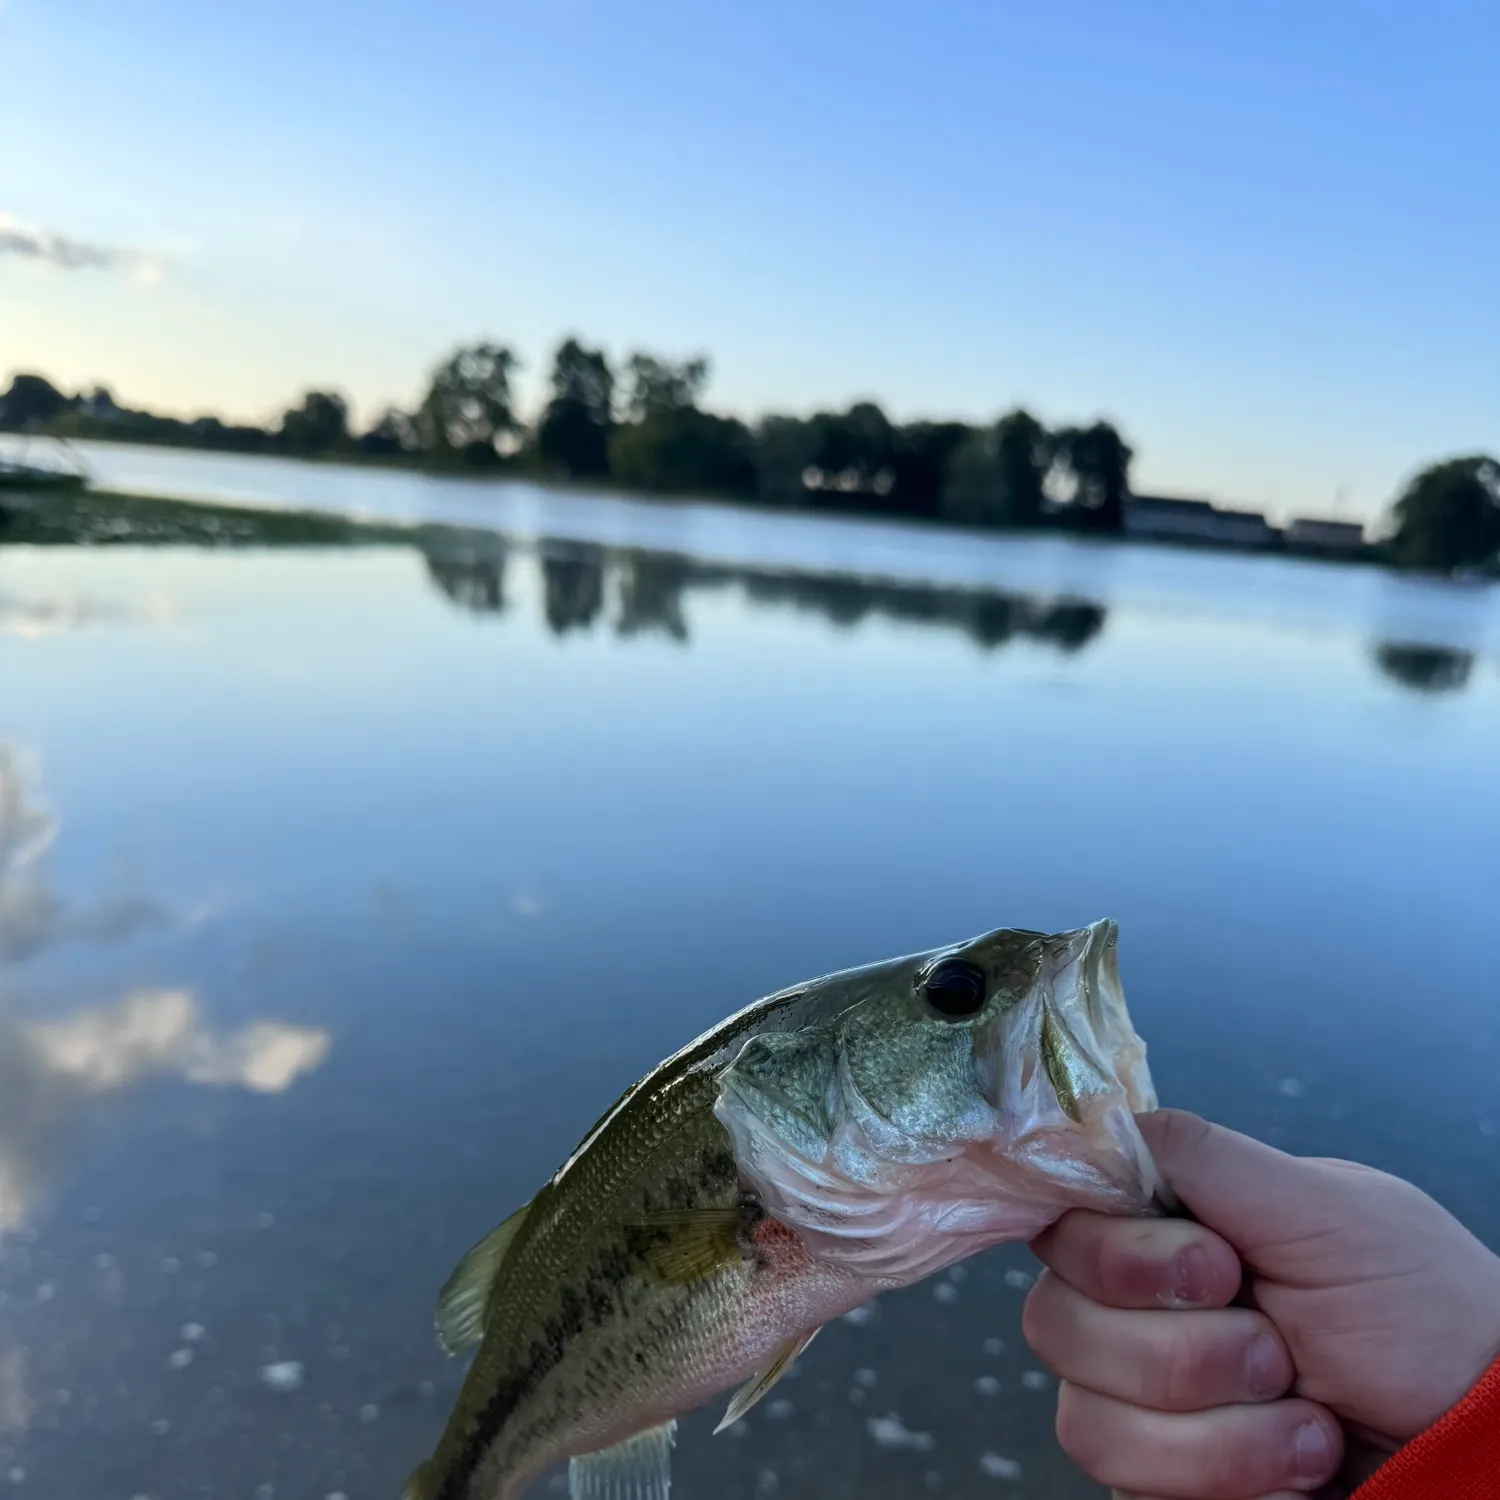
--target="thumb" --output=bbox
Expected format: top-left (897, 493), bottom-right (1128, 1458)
top-left (1138, 1108), bottom-right (1357, 1264)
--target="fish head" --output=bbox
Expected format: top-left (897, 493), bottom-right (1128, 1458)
top-left (713, 919), bottom-right (1162, 1282)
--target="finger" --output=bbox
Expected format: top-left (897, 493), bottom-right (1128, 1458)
top-left (1137, 1110), bottom-right (1359, 1263)
top-left (1023, 1270), bottom-right (1293, 1409)
top-left (1031, 1207), bottom-right (1242, 1309)
top-left (1055, 1382), bottom-right (1344, 1498)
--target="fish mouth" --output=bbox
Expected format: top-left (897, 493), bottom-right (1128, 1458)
top-left (988, 918), bottom-right (1163, 1207)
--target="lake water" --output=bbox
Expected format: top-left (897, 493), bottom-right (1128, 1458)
top-left (2, 443), bottom-right (1499, 1500)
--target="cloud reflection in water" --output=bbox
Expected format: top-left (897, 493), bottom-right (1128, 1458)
top-left (0, 989), bottom-right (330, 1236)
top-left (0, 746), bottom-right (165, 963)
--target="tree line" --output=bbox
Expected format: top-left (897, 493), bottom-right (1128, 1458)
top-left (2, 340), bottom-right (1496, 573)
top-left (0, 343), bottom-right (1142, 536)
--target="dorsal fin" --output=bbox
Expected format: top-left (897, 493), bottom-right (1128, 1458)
top-left (434, 1199), bottom-right (531, 1354)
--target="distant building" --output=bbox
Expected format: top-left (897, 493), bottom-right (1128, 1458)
top-left (1125, 493), bottom-right (1280, 550)
top-left (1283, 517), bottom-right (1368, 557)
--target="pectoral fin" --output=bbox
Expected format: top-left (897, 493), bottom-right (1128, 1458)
top-left (714, 1328), bottom-right (820, 1433)
top-left (569, 1419), bottom-right (676, 1500)
top-left (630, 1207), bottom-right (745, 1286)
top-left (434, 1199), bottom-right (531, 1354)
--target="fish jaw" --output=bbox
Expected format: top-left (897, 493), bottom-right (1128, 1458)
top-left (714, 919), bottom-right (1162, 1285)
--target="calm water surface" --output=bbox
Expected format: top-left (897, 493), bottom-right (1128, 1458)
top-left (2, 451), bottom-right (1499, 1500)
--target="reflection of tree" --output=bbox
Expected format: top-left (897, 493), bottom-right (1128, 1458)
top-left (413, 536), bottom-right (1113, 660)
top-left (1372, 641), bottom-right (1475, 695)
top-left (424, 551), bottom-right (508, 615)
top-left (737, 567), bottom-right (1108, 655)
top-left (541, 544), bottom-right (606, 635)
top-left (616, 551), bottom-right (690, 641)
top-left (743, 573), bottom-right (872, 628)
top-left (965, 595), bottom-right (1023, 649)
top-left (0, 988), bottom-right (329, 1237)
top-left (1032, 601), bottom-right (1108, 653)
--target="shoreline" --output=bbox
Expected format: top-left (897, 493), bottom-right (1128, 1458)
top-left (1, 429), bottom-right (1409, 575)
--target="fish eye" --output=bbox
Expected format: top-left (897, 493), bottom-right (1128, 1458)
top-left (921, 959), bottom-right (988, 1019)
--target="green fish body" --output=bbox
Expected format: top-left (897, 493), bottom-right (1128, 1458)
top-left (405, 920), bottom-right (1161, 1500)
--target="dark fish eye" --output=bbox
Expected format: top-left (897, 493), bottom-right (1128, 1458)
top-left (921, 959), bottom-right (988, 1019)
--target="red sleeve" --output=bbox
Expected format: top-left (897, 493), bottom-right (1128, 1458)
top-left (1352, 1359), bottom-right (1500, 1500)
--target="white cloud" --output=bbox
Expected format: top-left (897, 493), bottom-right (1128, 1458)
top-left (0, 213), bottom-right (166, 285)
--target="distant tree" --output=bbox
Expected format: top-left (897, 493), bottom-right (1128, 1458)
top-left (1051, 420), bottom-right (1132, 531)
top-left (277, 390), bottom-right (350, 455)
top-left (889, 421), bottom-right (972, 519)
top-left (1385, 455), bottom-right (1500, 575)
top-left (993, 410), bottom-right (1051, 525)
top-left (944, 431), bottom-right (1001, 524)
top-left (802, 402), bottom-right (896, 498)
top-left (359, 406), bottom-right (420, 458)
top-left (536, 338), bottom-right (615, 478)
top-left (0, 373), bottom-right (68, 430)
top-left (753, 415), bottom-right (819, 506)
top-left (944, 409), bottom-right (1050, 528)
top-left (181, 414), bottom-right (268, 453)
top-left (622, 352), bottom-right (709, 421)
top-left (608, 409), bottom-right (757, 497)
top-left (418, 342), bottom-right (521, 462)
top-left (78, 385), bottom-right (119, 419)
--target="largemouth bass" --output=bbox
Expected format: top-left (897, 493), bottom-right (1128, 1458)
top-left (403, 919), bottom-right (1162, 1500)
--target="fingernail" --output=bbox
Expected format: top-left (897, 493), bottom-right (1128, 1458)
top-left (1295, 1418), bottom-right (1334, 1479)
top-left (1170, 1243), bottom-right (1209, 1305)
top-left (1245, 1332), bottom-right (1284, 1398)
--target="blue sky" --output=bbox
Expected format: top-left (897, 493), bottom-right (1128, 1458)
top-left (2, 0), bottom-right (1495, 520)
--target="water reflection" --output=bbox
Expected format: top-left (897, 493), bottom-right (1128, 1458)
top-left (0, 988), bottom-right (329, 1236)
top-left (424, 549), bottom-right (509, 616)
top-left (0, 1349), bottom-right (28, 1438)
top-left (738, 569), bottom-right (1110, 653)
top-left (541, 542), bottom-right (607, 636)
top-left (1372, 640), bottom-right (1477, 695)
top-left (617, 550), bottom-right (691, 642)
top-left (26, 988), bottom-right (329, 1094)
top-left (0, 748), bottom-right (330, 1236)
top-left (0, 747), bottom-right (163, 962)
top-left (418, 538), bottom-right (1114, 658)
top-left (0, 501), bottom-right (1497, 1500)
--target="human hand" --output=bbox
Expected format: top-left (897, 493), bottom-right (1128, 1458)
top-left (1020, 1108), bottom-right (1500, 1499)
